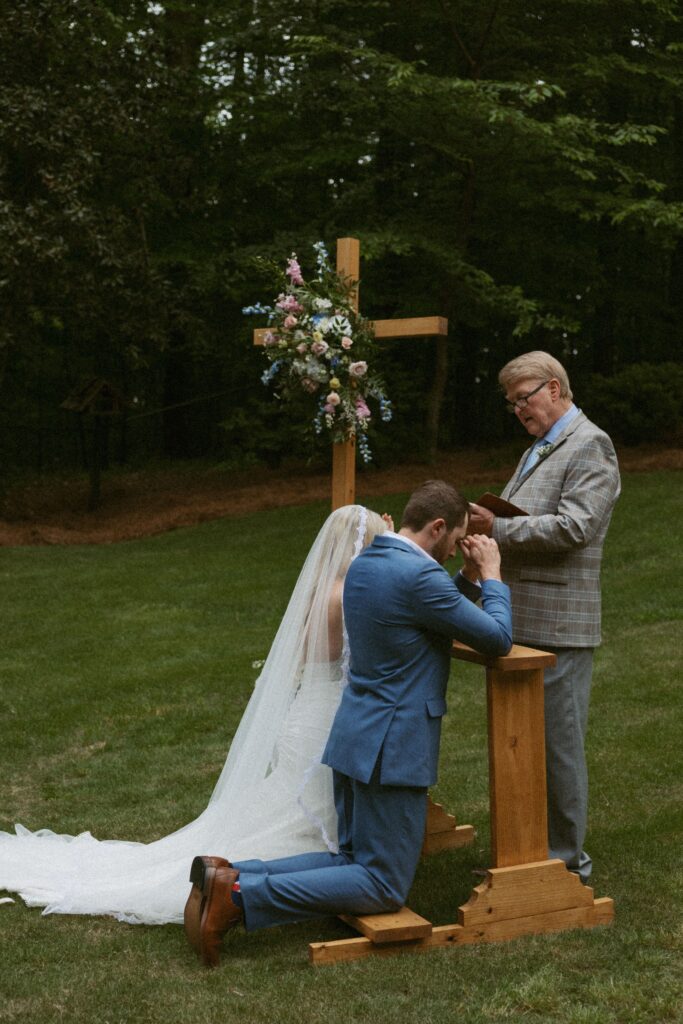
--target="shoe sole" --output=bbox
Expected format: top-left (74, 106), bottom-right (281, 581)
top-left (184, 857), bottom-right (213, 959)
top-left (185, 856), bottom-right (236, 968)
top-left (185, 856), bottom-right (239, 966)
top-left (198, 862), bottom-right (220, 968)
top-left (183, 881), bottom-right (203, 954)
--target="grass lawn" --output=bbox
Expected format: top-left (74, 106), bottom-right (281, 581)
top-left (0, 471), bottom-right (681, 1024)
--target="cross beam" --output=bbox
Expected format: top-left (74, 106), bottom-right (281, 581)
top-left (252, 317), bottom-right (448, 347)
top-left (253, 237), bottom-right (448, 509)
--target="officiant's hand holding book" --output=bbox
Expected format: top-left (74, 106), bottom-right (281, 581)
top-left (472, 492), bottom-right (528, 518)
top-left (467, 492), bottom-right (528, 535)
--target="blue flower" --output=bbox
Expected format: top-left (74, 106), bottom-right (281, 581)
top-left (313, 240), bottom-right (331, 275)
top-left (243, 302), bottom-right (273, 316)
top-left (379, 396), bottom-right (393, 422)
top-left (358, 433), bottom-right (372, 463)
top-left (261, 360), bottom-right (281, 385)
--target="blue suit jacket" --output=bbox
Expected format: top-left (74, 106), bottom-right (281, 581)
top-left (322, 534), bottom-right (512, 787)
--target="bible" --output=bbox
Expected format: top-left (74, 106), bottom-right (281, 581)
top-left (472, 492), bottom-right (528, 518)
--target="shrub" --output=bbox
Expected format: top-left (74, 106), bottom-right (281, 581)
top-left (581, 362), bottom-right (683, 445)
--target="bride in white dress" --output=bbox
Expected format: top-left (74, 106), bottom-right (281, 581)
top-left (0, 505), bottom-right (387, 925)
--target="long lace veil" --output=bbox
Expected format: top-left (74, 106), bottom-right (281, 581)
top-left (0, 505), bottom-right (385, 924)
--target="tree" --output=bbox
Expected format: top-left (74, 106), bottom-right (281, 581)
top-left (1, 0), bottom-right (681, 475)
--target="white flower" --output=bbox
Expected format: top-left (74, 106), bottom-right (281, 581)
top-left (329, 315), bottom-right (352, 335)
top-left (314, 298), bottom-right (333, 310)
top-left (304, 358), bottom-right (328, 381)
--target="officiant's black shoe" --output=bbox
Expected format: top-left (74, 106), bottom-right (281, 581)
top-left (184, 855), bottom-right (242, 968)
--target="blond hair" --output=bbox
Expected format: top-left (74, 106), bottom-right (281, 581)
top-left (498, 351), bottom-right (573, 400)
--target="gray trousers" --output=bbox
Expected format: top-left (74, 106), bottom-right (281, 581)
top-left (543, 647), bottom-right (594, 882)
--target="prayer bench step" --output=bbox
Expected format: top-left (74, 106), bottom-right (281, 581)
top-left (339, 907), bottom-right (433, 944)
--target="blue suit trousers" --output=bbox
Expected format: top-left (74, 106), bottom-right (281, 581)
top-left (233, 765), bottom-right (428, 931)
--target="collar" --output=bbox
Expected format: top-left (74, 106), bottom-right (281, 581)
top-left (542, 403), bottom-right (580, 446)
top-left (381, 531), bottom-right (438, 564)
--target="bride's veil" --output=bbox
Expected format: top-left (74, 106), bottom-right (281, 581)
top-left (0, 504), bottom-right (385, 924)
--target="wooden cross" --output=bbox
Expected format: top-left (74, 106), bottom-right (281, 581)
top-left (254, 237), bottom-right (448, 509)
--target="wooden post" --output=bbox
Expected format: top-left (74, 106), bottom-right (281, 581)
top-left (309, 642), bottom-right (614, 965)
top-left (332, 238), bottom-right (360, 511)
top-left (332, 437), bottom-right (357, 510)
top-left (455, 642), bottom-right (550, 866)
top-left (335, 236), bottom-right (360, 309)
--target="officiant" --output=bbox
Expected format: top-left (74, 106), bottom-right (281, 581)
top-left (467, 351), bottom-right (621, 884)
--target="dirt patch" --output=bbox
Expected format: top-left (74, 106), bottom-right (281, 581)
top-left (1, 445), bottom-right (680, 547)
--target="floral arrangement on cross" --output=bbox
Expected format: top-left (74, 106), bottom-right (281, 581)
top-left (244, 241), bottom-right (392, 463)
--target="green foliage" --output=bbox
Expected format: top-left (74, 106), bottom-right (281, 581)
top-left (582, 362), bottom-right (683, 445)
top-left (0, 473), bottom-right (681, 1022)
top-left (1, 0), bottom-right (682, 471)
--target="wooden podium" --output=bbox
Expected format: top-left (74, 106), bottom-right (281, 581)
top-left (309, 642), bottom-right (614, 965)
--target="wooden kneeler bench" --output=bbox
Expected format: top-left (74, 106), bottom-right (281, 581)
top-left (309, 643), bottom-right (614, 966)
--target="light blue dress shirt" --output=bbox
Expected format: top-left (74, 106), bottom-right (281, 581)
top-left (521, 403), bottom-right (580, 475)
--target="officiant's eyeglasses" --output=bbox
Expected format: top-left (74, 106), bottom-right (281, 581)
top-left (505, 380), bottom-right (550, 413)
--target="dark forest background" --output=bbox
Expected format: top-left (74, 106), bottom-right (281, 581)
top-left (2, 0), bottom-right (682, 484)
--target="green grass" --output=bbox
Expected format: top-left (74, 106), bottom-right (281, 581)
top-left (1, 473), bottom-right (681, 1024)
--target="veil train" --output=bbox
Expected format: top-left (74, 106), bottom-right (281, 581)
top-left (0, 505), bottom-right (384, 925)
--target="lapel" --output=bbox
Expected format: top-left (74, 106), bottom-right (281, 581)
top-left (507, 412), bottom-right (586, 498)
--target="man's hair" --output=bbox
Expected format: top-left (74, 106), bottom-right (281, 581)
top-left (400, 480), bottom-right (469, 532)
top-left (498, 350), bottom-right (573, 400)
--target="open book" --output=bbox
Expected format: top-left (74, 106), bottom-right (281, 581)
top-left (472, 491), bottom-right (528, 518)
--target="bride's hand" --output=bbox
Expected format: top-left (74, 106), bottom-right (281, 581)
top-left (382, 512), bottom-right (395, 532)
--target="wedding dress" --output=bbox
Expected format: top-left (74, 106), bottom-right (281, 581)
top-left (0, 505), bottom-right (385, 925)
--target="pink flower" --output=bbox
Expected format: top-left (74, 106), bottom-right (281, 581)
top-left (301, 377), bottom-right (319, 393)
top-left (324, 403), bottom-right (336, 415)
top-left (296, 342), bottom-right (308, 354)
top-left (286, 254), bottom-right (304, 286)
top-left (263, 332), bottom-right (278, 346)
top-left (326, 392), bottom-right (341, 406)
top-left (276, 293), bottom-right (304, 313)
top-left (283, 314), bottom-right (298, 329)
top-left (355, 398), bottom-right (371, 419)
top-left (341, 336), bottom-right (353, 349)
top-left (349, 361), bottom-right (368, 378)
top-left (311, 340), bottom-right (329, 356)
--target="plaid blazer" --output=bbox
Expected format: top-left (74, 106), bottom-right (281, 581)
top-left (492, 412), bottom-right (620, 648)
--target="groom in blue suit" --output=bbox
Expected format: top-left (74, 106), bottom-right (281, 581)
top-left (185, 480), bottom-right (512, 966)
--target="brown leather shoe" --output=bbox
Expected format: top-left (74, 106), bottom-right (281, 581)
top-left (184, 856), bottom-right (226, 955)
top-left (183, 855), bottom-right (243, 968)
